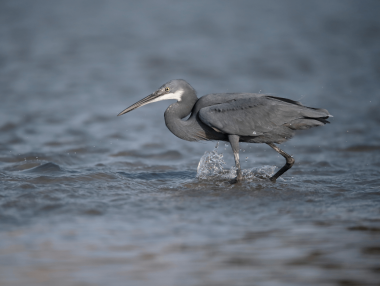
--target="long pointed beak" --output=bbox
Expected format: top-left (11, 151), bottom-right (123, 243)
top-left (117, 92), bottom-right (159, 116)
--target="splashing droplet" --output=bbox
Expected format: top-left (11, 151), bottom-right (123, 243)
top-left (197, 148), bottom-right (276, 181)
top-left (197, 148), bottom-right (228, 179)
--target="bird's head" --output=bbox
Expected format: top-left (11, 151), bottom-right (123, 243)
top-left (117, 79), bottom-right (195, 116)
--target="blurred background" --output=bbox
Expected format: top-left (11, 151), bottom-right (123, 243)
top-left (1, 0), bottom-right (380, 285)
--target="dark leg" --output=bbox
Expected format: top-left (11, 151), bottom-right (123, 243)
top-left (267, 143), bottom-right (295, 183)
top-left (228, 135), bottom-right (243, 183)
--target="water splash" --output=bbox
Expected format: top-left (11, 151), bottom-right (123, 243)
top-left (196, 142), bottom-right (229, 179)
top-left (196, 143), bottom-right (276, 181)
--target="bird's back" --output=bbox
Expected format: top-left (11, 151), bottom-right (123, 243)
top-left (195, 93), bottom-right (331, 144)
top-left (192, 93), bottom-right (264, 114)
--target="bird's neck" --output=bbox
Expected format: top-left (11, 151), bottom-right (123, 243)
top-left (164, 94), bottom-right (200, 141)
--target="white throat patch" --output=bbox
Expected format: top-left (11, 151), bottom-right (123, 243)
top-left (150, 89), bottom-right (184, 103)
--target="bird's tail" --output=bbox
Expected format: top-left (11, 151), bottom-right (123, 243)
top-left (287, 106), bottom-right (332, 130)
top-left (267, 95), bottom-right (332, 130)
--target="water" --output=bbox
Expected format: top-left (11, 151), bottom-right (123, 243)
top-left (1, 0), bottom-right (380, 285)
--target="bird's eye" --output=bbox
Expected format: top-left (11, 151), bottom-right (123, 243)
top-left (165, 87), bottom-right (170, 92)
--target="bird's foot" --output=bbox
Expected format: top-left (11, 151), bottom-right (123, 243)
top-left (269, 176), bottom-right (277, 183)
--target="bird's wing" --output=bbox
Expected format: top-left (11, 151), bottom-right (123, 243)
top-left (198, 95), bottom-right (330, 136)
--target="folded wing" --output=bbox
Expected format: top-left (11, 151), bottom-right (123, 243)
top-left (198, 95), bottom-right (330, 136)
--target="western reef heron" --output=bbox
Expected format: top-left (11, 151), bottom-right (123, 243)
top-left (118, 79), bottom-right (331, 183)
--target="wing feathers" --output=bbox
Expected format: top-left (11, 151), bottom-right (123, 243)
top-left (198, 95), bottom-right (330, 136)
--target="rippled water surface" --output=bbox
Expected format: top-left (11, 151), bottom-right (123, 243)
top-left (1, 1), bottom-right (380, 285)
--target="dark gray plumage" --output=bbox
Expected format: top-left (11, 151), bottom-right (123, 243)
top-left (118, 79), bottom-right (332, 183)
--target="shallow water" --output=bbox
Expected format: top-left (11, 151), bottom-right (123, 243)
top-left (1, 0), bottom-right (380, 285)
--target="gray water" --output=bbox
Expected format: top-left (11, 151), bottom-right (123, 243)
top-left (1, 1), bottom-right (380, 285)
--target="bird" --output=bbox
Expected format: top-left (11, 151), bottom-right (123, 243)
top-left (117, 79), bottom-right (332, 183)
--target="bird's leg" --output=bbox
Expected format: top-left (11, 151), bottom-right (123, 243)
top-left (228, 135), bottom-right (243, 183)
top-left (267, 143), bottom-right (295, 183)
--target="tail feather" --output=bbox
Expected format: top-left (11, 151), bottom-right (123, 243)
top-left (266, 96), bottom-right (303, 106)
top-left (267, 95), bottom-right (331, 116)
top-left (286, 118), bottom-right (328, 130)
top-left (303, 116), bottom-right (330, 124)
